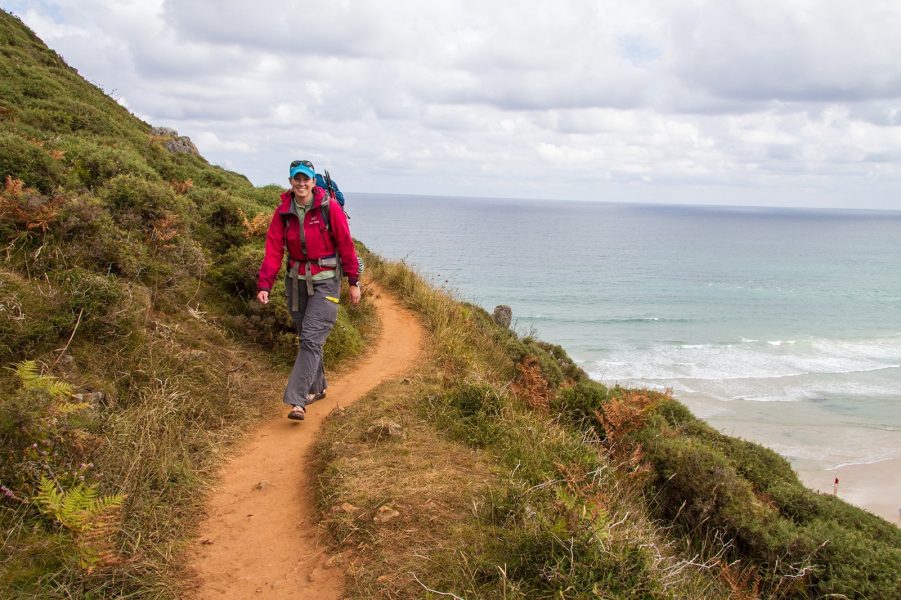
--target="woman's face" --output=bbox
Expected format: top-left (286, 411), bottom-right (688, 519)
top-left (289, 173), bottom-right (315, 202)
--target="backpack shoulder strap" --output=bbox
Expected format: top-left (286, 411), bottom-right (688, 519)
top-left (320, 193), bottom-right (332, 234)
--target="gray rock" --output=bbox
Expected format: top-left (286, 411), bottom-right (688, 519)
top-left (151, 126), bottom-right (179, 137)
top-left (73, 391), bottom-right (106, 406)
top-left (57, 353), bottom-right (77, 374)
top-left (492, 305), bottom-right (512, 328)
top-left (363, 418), bottom-right (405, 441)
top-left (164, 136), bottom-right (199, 155)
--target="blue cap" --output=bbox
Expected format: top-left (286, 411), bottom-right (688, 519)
top-left (289, 160), bottom-right (315, 179)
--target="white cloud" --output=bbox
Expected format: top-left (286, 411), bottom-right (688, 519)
top-left (5, 0), bottom-right (901, 209)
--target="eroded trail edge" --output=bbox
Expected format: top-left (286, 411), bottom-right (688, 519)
top-left (187, 288), bottom-right (424, 599)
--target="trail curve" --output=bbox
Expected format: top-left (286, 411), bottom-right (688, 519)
top-left (187, 287), bottom-right (423, 599)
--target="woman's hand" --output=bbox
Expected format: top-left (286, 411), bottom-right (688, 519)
top-left (257, 290), bottom-right (270, 304)
top-left (349, 284), bottom-right (361, 305)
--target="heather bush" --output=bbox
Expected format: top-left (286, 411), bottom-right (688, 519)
top-left (552, 378), bottom-right (611, 431)
top-left (0, 130), bottom-right (62, 192)
top-left (63, 138), bottom-right (156, 190)
top-left (196, 191), bottom-right (258, 254)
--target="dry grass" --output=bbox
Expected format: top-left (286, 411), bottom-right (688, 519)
top-left (364, 251), bottom-right (513, 383)
top-left (316, 375), bottom-right (503, 599)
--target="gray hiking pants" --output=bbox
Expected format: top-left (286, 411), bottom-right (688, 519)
top-left (283, 275), bottom-right (340, 407)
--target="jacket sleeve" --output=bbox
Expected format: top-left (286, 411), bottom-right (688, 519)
top-left (328, 201), bottom-right (360, 285)
top-left (256, 208), bottom-right (285, 291)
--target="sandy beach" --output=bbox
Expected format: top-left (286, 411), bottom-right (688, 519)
top-left (795, 457), bottom-right (901, 524)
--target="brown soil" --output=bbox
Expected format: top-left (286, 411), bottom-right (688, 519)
top-left (186, 287), bottom-right (424, 599)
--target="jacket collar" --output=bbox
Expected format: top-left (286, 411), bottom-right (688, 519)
top-left (278, 186), bottom-right (325, 215)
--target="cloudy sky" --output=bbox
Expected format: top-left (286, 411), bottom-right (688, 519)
top-left (6, 0), bottom-right (901, 209)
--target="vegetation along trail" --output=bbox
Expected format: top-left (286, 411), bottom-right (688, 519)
top-left (187, 287), bottom-right (424, 598)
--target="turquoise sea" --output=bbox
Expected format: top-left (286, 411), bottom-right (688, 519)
top-left (349, 193), bottom-right (901, 512)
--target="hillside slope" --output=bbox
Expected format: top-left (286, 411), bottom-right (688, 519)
top-left (0, 10), bottom-right (376, 597)
top-left (2, 10), bottom-right (899, 600)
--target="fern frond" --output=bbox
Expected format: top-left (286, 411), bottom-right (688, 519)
top-left (10, 359), bottom-right (74, 399)
top-left (34, 477), bottom-right (123, 533)
top-left (35, 475), bottom-right (64, 514)
top-left (12, 359), bottom-right (39, 385)
top-left (45, 378), bottom-right (75, 400)
top-left (89, 493), bottom-right (126, 514)
top-left (61, 481), bottom-right (97, 530)
top-left (35, 477), bottom-right (127, 571)
top-left (54, 401), bottom-right (92, 416)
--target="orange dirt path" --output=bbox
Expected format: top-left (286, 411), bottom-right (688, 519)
top-left (187, 288), bottom-right (423, 599)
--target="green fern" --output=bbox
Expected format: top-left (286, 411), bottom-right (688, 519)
top-left (12, 359), bottom-right (74, 400)
top-left (34, 476), bottom-right (126, 571)
top-left (35, 475), bottom-right (124, 533)
top-left (54, 401), bottom-right (92, 416)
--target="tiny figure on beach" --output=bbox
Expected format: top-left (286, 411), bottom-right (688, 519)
top-left (832, 477), bottom-right (839, 496)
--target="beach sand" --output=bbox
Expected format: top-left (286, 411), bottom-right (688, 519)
top-left (795, 457), bottom-right (901, 525)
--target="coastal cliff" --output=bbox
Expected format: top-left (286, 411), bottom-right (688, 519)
top-left (1, 10), bottom-right (899, 599)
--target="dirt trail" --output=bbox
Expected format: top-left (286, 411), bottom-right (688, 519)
top-left (187, 288), bottom-right (423, 599)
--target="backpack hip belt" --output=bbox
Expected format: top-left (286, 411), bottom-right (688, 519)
top-left (287, 256), bottom-right (339, 311)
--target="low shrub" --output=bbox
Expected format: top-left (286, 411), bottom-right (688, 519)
top-left (63, 138), bottom-right (156, 190)
top-left (0, 130), bottom-right (62, 192)
top-left (196, 191), bottom-right (259, 254)
top-left (99, 174), bottom-right (188, 230)
top-left (53, 193), bottom-right (148, 278)
top-left (635, 411), bottom-right (901, 598)
top-left (552, 379), bottom-right (610, 431)
top-left (0, 271), bottom-right (73, 364)
top-left (210, 243), bottom-right (264, 301)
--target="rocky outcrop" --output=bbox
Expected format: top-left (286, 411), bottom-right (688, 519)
top-left (150, 126), bottom-right (178, 137)
top-left (492, 305), bottom-right (512, 328)
top-left (151, 126), bottom-right (200, 156)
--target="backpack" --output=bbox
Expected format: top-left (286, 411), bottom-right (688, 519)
top-left (317, 170), bottom-right (364, 277)
top-left (315, 170), bottom-right (345, 208)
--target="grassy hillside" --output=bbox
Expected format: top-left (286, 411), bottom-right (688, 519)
top-left (2, 9), bottom-right (899, 600)
top-left (0, 10), bottom-right (375, 597)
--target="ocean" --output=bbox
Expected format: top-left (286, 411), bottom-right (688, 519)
top-left (348, 193), bottom-right (901, 513)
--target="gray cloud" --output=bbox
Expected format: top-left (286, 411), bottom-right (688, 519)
top-left (6, 0), bottom-right (901, 209)
top-left (667, 1), bottom-right (901, 104)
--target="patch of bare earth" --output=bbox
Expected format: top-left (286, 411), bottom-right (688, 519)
top-left (185, 287), bottom-right (423, 599)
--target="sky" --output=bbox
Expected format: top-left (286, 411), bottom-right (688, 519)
top-left (5, 0), bottom-right (901, 210)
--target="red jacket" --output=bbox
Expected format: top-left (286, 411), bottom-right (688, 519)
top-left (257, 187), bottom-right (359, 292)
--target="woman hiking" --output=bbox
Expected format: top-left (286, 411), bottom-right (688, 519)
top-left (256, 159), bottom-right (361, 420)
